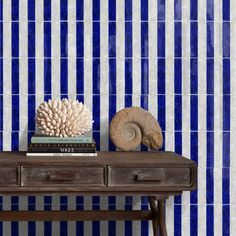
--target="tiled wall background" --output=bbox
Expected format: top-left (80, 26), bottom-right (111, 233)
top-left (0, 0), bottom-right (234, 235)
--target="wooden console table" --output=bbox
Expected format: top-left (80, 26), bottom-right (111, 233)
top-left (0, 151), bottom-right (197, 236)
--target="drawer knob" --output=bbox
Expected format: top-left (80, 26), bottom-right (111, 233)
top-left (136, 173), bottom-right (164, 182)
top-left (49, 174), bottom-right (76, 181)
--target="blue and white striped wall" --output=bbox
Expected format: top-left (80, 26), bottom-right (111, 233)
top-left (0, 0), bottom-right (233, 235)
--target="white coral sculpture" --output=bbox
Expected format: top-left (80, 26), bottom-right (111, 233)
top-left (36, 99), bottom-right (93, 137)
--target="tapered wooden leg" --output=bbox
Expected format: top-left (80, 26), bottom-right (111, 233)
top-left (158, 200), bottom-right (167, 236)
top-left (149, 197), bottom-right (159, 236)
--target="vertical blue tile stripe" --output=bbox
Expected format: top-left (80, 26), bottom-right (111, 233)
top-left (76, 0), bottom-right (84, 21)
top-left (190, 59), bottom-right (198, 94)
top-left (222, 167), bottom-right (230, 204)
top-left (223, 22), bottom-right (230, 57)
top-left (157, 0), bottom-right (165, 21)
top-left (108, 196), bottom-right (116, 236)
top-left (206, 168), bottom-right (214, 203)
top-left (44, 58), bottom-right (51, 94)
top-left (207, 0), bottom-right (214, 21)
top-left (11, 196), bottom-right (19, 236)
top-left (28, 95), bottom-right (35, 131)
top-left (223, 59), bottom-right (230, 94)
top-left (0, 22), bottom-right (2, 57)
top-left (11, 131), bottom-right (19, 150)
top-left (0, 95), bottom-right (2, 131)
top-left (44, 0), bottom-right (51, 21)
top-left (61, 22), bottom-right (68, 57)
top-left (223, 205), bottom-right (230, 236)
top-left (223, 131), bottom-right (230, 167)
top-left (125, 0), bottom-right (132, 21)
top-left (141, 22), bottom-right (148, 57)
top-left (12, 95), bottom-right (19, 131)
top-left (93, 58), bottom-right (100, 94)
top-left (28, 196), bottom-right (36, 236)
top-left (92, 196), bottom-right (100, 236)
top-left (207, 205), bottom-right (214, 236)
top-left (109, 59), bottom-right (116, 94)
top-left (76, 196), bottom-right (84, 236)
top-left (76, 22), bottom-right (84, 57)
top-left (125, 200), bottom-right (132, 236)
top-left (223, 95), bottom-right (230, 131)
top-left (76, 59), bottom-right (84, 94)
top-left (158, 22), bottom-right (165, 57)
top-left (223, 0), bottom-right (230, 21)
top-left (190, 95), bottom-right (198, 130)
top-left (174, 22), bottom-right (182, 57)
top-left (60, 58), bottom-right (68, 94)
top-left (174, 59), bottom-right (182, 94)
top-left (174, 205), bottom-right (181, 236)
top-left (109, 22), bottom-right (116, 57)
top-left (141, 59), bottom-right (148, 94)
top-left (44, 22), bottom-right (51, 57)
top-left (0, 59), bottom-right (3, 94)
top-left (12, 22), bottom-right (19, 57)
top-left (190, 0), bottom-right (198, 20)
top-left (0, 0), bottom-right (2, 21)
top-left (175, 95), bottom-right (182, 130)
top-left (93, 22), bottom-right (100, 57)
top-left (190, 202), bottom-right (198, 235)
top-left (125, 22), bottom-right (132, 57)
top-left (12, 59), bottom-right (19, 94)
top-left (141, 0), bottom-right (148, 21)
top-left (207, 59), bottom-right (214, 94)
top-left (207, 95), bottom-right (214, 130)
top-left (44, 196), bottom-right (52, 236)
top-left (93, 0), bottom-right (100, 21)
top-left (12, 0), bottom-right (19, 21)
top-left (60, 0), bottom-right (68, 21)
top-left (125, 94), bottom-right (132, 107)
top-left (207, 131), bottom-right (214, 167)
top-left (207, 22), bottom-right (214, 57)
top-left (125, 59), bottom-right (132, 94)
top-left (60, 196), bottom-right (68, 236)
top-left (28, 58), bottom-right (36, 94)
top-left (158, 59), bottom-right (165, 94)
top-left (190, 22), bottom-right (198, 57)
top-left (174, 0), bottom-right (182, 20)
top-left (28, 0), bottom-right (35, 21)
top-left (28, 22), bottom-right (35, 57)
top-left (109, 0), bottom-right (116, 21)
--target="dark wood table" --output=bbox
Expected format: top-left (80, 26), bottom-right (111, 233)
top-left (0, 151), bottom-right (197, 236)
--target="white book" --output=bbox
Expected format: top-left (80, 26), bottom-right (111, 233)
top-left (26, 153), bottom-right (97, 157)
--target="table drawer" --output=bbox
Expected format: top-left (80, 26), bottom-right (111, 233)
top-left (0, 166), bottom-right (18, 186)
top-left (108, 167), bottom-right (192, 187)
top-left (21, 166), bottom-right (105, 186)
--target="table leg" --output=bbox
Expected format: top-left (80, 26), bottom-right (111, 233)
top-left (158, 200), bottom-right (167, 236)
top-left (148, 197), bottom-right (159, 236)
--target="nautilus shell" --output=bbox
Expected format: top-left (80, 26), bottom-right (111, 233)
top-left (109, 107), bottom-right (163, 151)
top-left (36, 99), bottom-right (93, 137)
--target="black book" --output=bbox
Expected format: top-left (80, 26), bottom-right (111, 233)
top-left (29, 142), bottom-right (96, 148)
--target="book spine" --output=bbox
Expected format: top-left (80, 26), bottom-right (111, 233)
top-left (26, 153), bottom-right (97, 157)
top-left (28, 147), bottom-right (96, 153)
top-left (31, 137), bottom-right (93, 143)
top-left (29, 143), bottom-right (96, 148)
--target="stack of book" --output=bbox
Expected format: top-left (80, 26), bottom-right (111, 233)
top-left (27, 132), bottom-right (97, 156)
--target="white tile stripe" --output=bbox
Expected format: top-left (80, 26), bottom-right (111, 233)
top-left (3, 1), bottom-right (12, 150)
top-left (67, 0), bottom-right (77, 97)
top-left (51, 0), bottom-right (61, 97)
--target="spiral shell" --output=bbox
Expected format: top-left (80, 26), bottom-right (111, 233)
top-left (36, 98), bottom-right (93, 137)
top-left (109, 107), bottom-right (163, 151)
